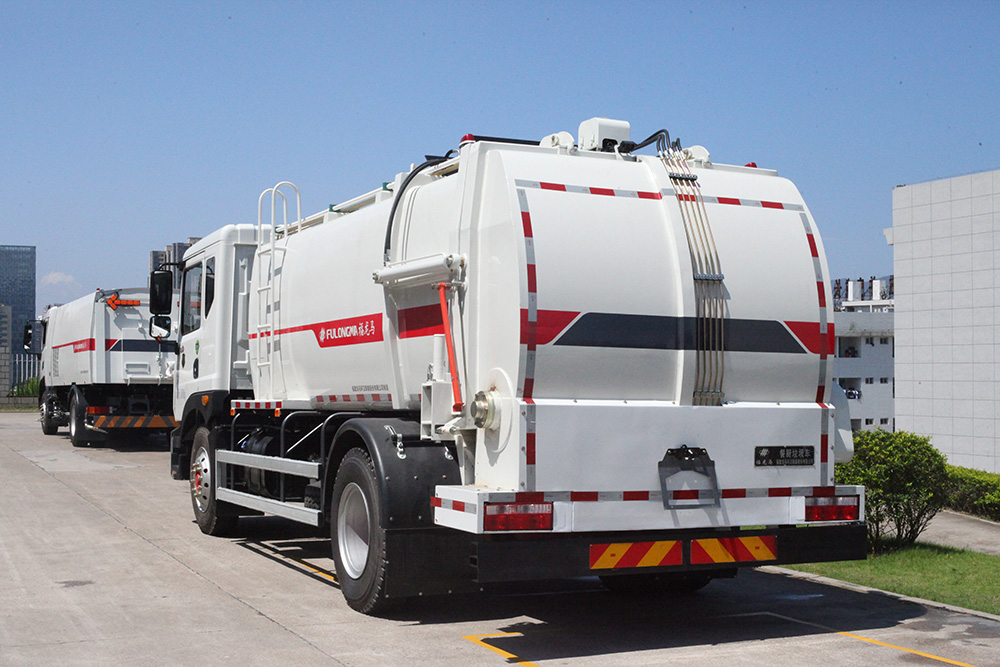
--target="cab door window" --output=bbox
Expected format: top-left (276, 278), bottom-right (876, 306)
top-left (204, 257), bottom-right (216, 317)
top-left (181, 264), bottom-right (203, 336)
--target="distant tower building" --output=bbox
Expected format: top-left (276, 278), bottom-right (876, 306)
top-left (886, 169), bottom-right (1000, 474)
top-left (150, 238), bottom-right (201, 290)
top-left (832, 276), bottom-right (894, 432)
top-left (0, 245), bottom-right (36, 391)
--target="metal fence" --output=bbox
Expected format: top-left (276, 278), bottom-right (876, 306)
top-left (10, 353), bottom-right (40, 391)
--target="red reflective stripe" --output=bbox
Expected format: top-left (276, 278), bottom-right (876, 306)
top-left (768, 488), bottom-right (792, 497)
top-left (722, 488), bottom-right (747, 498)
top-left (520, 211), bottom-right (533, 237)
top-left (806, 233), bottom-right (819, 258)
top-left (717, 196), bottom-right (741, 206)
top-left (812, 486), bottom-right (835, 497)
top-left (673, 490), bottom-right (699, 500)
top-left (526, 263), bottom-right (537, 292)
top-left (452, 501), bottom-right (465, 512)
top-left (525, 433), bottom-right (536, 465)
top-left (516, 492), bottom-right (545, 503)
top-left (539, 181), bottom-right (566, 192)
top-left (570, 491), bottom-right (599, 502)
top-left (431, 497), bottom-right (442, 508)
top-left (623, 491), bottom-right (649, 501)
top-left (816, 281), bottom-right (827, 307)
top-left (761, 200), bottom-right (784, 209)
top-left (589, 187), bottom-right (615, 196)
top-left (821, 433), bottom-right (829, 463)
top-left (637, 191), bottom-right (662, 200)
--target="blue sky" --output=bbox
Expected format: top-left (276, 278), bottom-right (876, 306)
top-left (3, 1), bottom-right (998, 310)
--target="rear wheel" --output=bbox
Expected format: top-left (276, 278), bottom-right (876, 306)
top-left (330, 448), bottom-right (390, 614)
top-left (68, 392), bottom-right (89, 447)
top-left (190, 426), bottom-right (238, 536)
top-left (600, 571), bottom-right (714, 594)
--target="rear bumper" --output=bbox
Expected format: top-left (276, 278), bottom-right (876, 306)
top-left (381, 522), bottom-right (866, 599)
top-left (473, 523), bottom-right (866, 583)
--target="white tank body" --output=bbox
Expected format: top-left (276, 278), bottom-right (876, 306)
top-left (249, 138), bottom-right (837, 502)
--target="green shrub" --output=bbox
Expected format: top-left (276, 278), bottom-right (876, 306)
top-left (836, 429), bottom-right (949, 553)
top-left (946, 465), bottom-right (1000, 522)
top-left (8, 376), bottom-right (39, 398)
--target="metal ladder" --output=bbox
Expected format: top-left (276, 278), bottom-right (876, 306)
top-left (255, 182), bottom-right (301, 399)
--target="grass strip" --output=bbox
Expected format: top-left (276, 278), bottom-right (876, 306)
top-left (789, 542), bottom-right (1000, 616)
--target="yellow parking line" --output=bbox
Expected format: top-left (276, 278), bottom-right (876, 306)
top-left (837, 631), bottom-right (980, 667)
top-left (463, 633), bottom-right (539, 667)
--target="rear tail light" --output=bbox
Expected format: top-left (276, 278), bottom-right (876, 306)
top-left (805, 495), bottom-right (859, 522)
top-left (484, 502), bottom-right (553, 531)
top-left (85, 406), bottom-right (112, 415)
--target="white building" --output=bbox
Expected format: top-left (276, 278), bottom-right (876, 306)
top-left (832, 278), bottom-right (894, 432)
top-left (885, 169), bottom-right (1000, 474)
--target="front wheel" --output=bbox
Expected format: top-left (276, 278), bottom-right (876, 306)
top-left (40, 392), bottom-right (59, 435)
top-left (190, 426), bottom-right (238, 536)
top-left (330, 448), bottom-right (391, 614)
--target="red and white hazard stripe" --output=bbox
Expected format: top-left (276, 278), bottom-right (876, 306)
top-left (434, 485), bottom-right (860, 517)
top-left (231, 400), bottom-right (283, 411)
top-left (315, 393), bottom-right (392, 405)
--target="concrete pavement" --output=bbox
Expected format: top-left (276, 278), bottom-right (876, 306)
top-left (922, 510), bottom-right (1000, 557)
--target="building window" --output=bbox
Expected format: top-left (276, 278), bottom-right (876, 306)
top-left (865, 337), bottom-right (875, 345)
top-left (865, 418), bottom-right (874, 425)
top-left (880, 377), bottom-right (889, 384)
top-left (880, 337), bottom-right (889, 344)
top-left (864, 377), bottom-right (874, 384)
top-left (880, 418), bottom-right (889, 425)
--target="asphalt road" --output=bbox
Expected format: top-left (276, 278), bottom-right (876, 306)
top-left (2, 410), bottom-right (998, 666)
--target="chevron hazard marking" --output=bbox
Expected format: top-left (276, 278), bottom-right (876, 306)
top-left (589, 540), bottom-right (682, 570)
top-left (690, 536), bottom-right (777, 564)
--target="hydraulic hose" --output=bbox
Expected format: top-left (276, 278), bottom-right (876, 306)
top-left (383, 151), bottom-right (456, 263)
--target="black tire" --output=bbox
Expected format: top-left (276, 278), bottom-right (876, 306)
top-left (600, 571), bottom-right (714, 595)
top-left (68, 392), bottom-right (90, 447)
top-left (40, 392), bottom-right (59, 435)
top-left (330, 448), bottom-right (391, 614)
top-left (190, 426), bottom-right (238, 536)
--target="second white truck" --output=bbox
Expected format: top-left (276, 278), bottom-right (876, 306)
top-left (28, 287), bottom-right (179, 446)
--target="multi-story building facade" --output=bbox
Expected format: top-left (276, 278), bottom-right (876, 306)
top-left (886, 168), bottom-right (1000, 474)
top-left (0, 245), bottom-right (36, 391)
top-left (831, 277), bottom-right (894, 432)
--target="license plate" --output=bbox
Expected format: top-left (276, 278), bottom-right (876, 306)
top-left (754, 446), bottom-right (814, 467)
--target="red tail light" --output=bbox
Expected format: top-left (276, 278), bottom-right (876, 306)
top-left (484, 502), bottom-right (553, 531)
top-left (85, 406), bottom-right (111, 415)
top-left (805, 495), bottom-right (859, 521)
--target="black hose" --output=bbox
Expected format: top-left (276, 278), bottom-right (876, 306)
top-left (383, 150), bottom-right (456, 263)
top-left (618, 129), bottom-right (681, 154)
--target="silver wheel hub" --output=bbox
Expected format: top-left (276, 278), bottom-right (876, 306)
top-left (191, 447), bottom-right (211, 513)
top-left (337, 482), bottom-right (371, 580)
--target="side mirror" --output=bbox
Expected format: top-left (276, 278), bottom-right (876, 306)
top-left (22, 320), bottom-right (42, 355)
top-left (149, 270), bottom-right (174, 315)
top-left (150, 315), bottom-right (171, 339)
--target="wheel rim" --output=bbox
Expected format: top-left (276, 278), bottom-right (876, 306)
top-left (191, 447), bottom-right (211, 513)
top-left (69, 400), bottom-right (77, 439)
top-left (337, 482), bottom-right (371, 580)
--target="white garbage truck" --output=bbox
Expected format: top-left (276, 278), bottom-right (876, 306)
top-left (27, 287), bottom-right (179, 446)
top-left (149, 118), bottom-right (865, 613)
